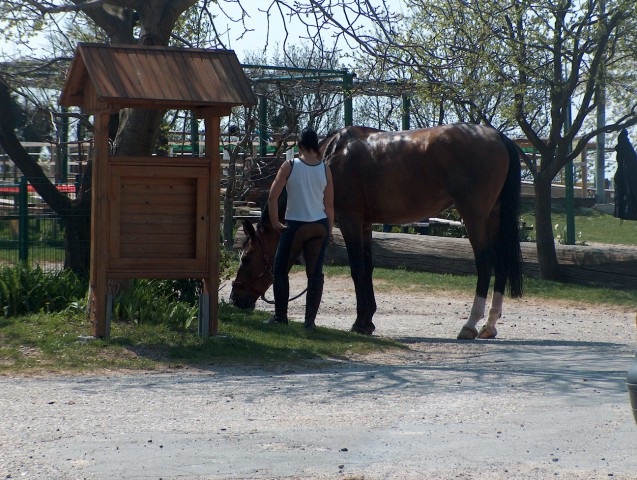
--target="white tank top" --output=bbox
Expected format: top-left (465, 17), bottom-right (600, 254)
top-left (285, 158), bottom-right (328, 222)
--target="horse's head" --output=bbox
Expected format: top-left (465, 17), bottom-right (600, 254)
top-left (230, 219), bottom-right (281, 309)
top-left (230, 189), bottom-right (286, 310)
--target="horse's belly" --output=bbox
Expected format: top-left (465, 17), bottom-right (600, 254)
top-left (367, 191), bottom-right (454, 224)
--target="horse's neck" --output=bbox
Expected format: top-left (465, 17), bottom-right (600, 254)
top-left (261, 189), bottom-right (288, 225)
top-left (277, 189), bottom-right (288, 220)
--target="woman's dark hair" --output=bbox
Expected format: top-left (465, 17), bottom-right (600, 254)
top-left (298, 127), bottom-right (319, 153)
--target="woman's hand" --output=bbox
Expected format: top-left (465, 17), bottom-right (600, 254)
top-left (272, 220), bottom-right (287, 234)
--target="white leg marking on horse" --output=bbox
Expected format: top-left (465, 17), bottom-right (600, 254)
top-left (464, 295), bottom-right (486, 331)
top-left (485, 292), bottom-right (504, 331)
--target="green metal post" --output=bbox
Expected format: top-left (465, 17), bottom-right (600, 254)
top-left (18, 176), bottom-right (28, 262)
top-left (402, 94), bottom-right (411, 131)
top-left (259, 96), bottom-right (268, 157)
top-left (343, 71), bottom-right (354, 127)
top-left (191, 113), bottom-right (200, 157)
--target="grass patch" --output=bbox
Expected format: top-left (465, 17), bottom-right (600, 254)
top-left (0, 299), bottom-right (402, 375)
top-left (519, 204), bottom-right (637, 245)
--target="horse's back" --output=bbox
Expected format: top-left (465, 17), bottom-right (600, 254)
top-left (324, 123), bottom-right (510, 223)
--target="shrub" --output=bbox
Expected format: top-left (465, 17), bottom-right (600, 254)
top-left (0, 246), bottom-right (239, 327)
top-left (0, 263), bottom-right (87, 317)
top-left (112, 279), bottom-right (198, 331)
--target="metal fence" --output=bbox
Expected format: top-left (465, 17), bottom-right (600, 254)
top-left (0, 177), bottom-right (85, 270)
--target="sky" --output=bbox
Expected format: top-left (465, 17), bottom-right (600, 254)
top-left (216, 1), bottom-right (406, 64)
top-left (1, 1), bottom-right (406, 64)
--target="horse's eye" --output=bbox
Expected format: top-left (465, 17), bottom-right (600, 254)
top-left (240, 253), bottom-right (250, 265)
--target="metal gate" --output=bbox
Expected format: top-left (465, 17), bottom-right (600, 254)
top-left (0, 177), bottom-right (79, 270)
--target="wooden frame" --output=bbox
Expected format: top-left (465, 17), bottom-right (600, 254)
top-left (60, 44), bottom-right (256, 338)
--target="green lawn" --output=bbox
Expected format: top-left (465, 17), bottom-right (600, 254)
top-left (0, 298), bottom-right (403, 375)
top-left (520, 205), bottom-right (637, 245)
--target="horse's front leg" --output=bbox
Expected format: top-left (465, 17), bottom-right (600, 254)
top-left (339, 217), bottom-right (375, 334)
top-left (361, 223), bottom-right (376, 333)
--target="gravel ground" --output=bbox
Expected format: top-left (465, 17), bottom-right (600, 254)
top-left (1, 272), bottom-right (636, 480)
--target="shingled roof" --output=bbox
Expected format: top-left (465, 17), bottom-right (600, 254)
top-left (59, 43), bottom-right (257, 112)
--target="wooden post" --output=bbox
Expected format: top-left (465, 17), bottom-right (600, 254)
top-left (89, 111), bottom-right (111, 337)
top-left (205, 113), bottom-right (221, 335)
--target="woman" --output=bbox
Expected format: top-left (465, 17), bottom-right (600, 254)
top-left (267, 127), bottom-right (334, 329)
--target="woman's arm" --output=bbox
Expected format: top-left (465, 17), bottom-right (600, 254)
top-left (267, 161), bottom-right (291, 233)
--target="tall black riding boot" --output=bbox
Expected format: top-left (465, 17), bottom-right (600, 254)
top-left (268, 275), bottom-right (289, 324)
top-left (304, 274), bottom-right (324, 330)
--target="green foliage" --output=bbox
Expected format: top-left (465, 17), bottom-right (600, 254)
top-left (0, 245), bottom-right (238, 327)
top-left (108, 248), bottom-right (240, 330)
top-left (0, 263), bottom-right (87, 317)
top-left (112, 279), bottom-right (199, 331)
top-left (220, 248), bottom-right (239, 280)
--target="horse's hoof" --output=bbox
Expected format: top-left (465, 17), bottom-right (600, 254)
top-left (477, 325), bottom-right (497, 339)
top-left (266, 315), bottom-right (288, 325)
top-left (351, 324), bottom-right (374, 335)
top-left (457, 326), bottom-right (478, 340)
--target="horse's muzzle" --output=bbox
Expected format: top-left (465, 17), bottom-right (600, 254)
top-left (229, 288), bottom-right (257, 310)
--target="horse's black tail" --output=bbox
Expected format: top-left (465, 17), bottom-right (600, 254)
top-left (498, 133), bottom-right (524, 298)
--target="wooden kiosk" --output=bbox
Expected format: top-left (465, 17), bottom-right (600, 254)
top-left (59, 43), bottom-right (256, 337)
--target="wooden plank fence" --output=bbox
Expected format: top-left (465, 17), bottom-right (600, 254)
top-left (325, 229), bottom-right (637, 290)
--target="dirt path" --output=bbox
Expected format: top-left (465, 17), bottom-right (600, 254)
top-left (1, 273), bottom-right (636, 479)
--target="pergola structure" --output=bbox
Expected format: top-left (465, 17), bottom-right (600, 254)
top-left (59, 43), bottom-right (256, 337)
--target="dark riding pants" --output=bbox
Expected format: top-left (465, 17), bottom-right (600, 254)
top-left (272, 218), bottom-right (329, 319)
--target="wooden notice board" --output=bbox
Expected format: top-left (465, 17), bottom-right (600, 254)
top-left (107, 156), bottom-right (211, 278)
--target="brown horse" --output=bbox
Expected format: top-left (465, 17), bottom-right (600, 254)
top-left (230, 123), bottom-right (523, 339)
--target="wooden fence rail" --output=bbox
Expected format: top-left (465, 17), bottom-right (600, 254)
top-left (325, 229), bottom-right (637, 290)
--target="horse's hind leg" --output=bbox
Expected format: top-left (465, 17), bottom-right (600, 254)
top-left (474, 238), bottom-right (508, 339)
top-left (457, 246), bottom-right (495, 339)
top-left (457, 214), bottom-right (498, 340)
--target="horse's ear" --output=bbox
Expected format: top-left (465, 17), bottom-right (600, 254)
top-left (242, 219), bottom-right (256, 240)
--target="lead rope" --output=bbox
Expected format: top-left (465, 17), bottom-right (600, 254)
top-left (259, 286), bottom-right (308, 305)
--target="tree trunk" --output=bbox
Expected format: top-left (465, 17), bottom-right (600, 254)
top-left (533, 173), bottom-right (560, 280)
top-left (114, 108), bottom-right (164, 156)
